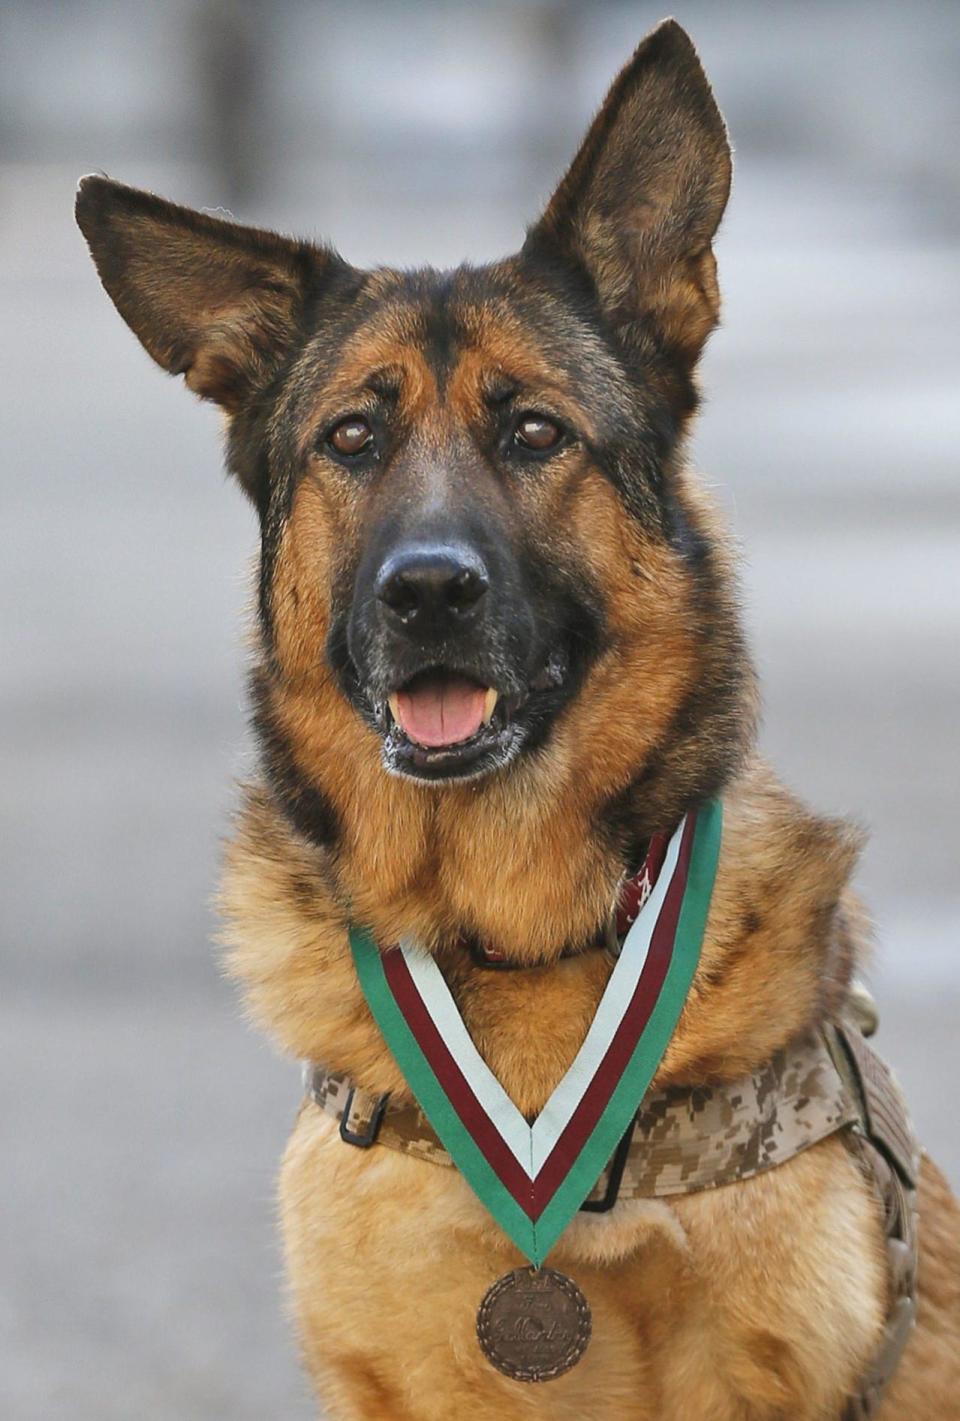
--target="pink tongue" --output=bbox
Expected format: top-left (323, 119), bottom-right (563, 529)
top-left (395, 675), bottom-right (487, 748)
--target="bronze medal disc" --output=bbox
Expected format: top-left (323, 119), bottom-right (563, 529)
top-left (476, 1266), bottom-right (591, 1382)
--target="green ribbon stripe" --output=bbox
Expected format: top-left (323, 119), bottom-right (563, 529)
top-left (350, 928), bottom-right (537, 1256)
top-left (532, 798), bottom-right (722, 1257)
top-left (350, 797), bottom-right (722, 1265)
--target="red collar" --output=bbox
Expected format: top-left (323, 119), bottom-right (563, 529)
top-left (469, 831), bottom-right (672, 969)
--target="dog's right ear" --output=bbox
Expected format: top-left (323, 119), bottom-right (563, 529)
top-left (76, 176), bottom-right (340, 413)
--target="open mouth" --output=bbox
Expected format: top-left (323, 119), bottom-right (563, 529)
top-left (382, 668), bottom-right (524, 781)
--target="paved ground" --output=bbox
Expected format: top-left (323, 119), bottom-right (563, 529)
top-left (2, 5), bottom-right (958, 1417)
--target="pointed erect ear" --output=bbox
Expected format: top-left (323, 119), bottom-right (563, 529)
top-left (76, 176), bottom-right (338, 412)
top-left (524, 20), bottom-right (731, 367)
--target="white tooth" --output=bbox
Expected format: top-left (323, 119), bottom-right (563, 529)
top-left (388, 694), bottom-right (400, 724)
top-left (482, 688), bottom-right (498, 724)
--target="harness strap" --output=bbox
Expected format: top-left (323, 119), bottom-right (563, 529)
top-left (826, 1022), bottom-right (919, 1420)
top-left (307, 1027), bottom-right (864, 1195)
top-left (306, 1016), bottom-right (918, 1416)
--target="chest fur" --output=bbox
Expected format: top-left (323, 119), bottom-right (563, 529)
top-left (279, 1107), bottom-right (886, 1420)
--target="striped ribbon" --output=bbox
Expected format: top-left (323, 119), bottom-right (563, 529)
top-left (349, 798), bottom-right (722, 1265)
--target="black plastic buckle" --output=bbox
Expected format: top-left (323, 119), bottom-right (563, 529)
top-left (339, 1087), bottom-right (390, 1148)
top-left (579, 1115), bottom-right (637, 1213)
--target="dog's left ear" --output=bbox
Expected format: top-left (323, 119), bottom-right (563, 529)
top-left (524, 20), bottom-right (731, 367)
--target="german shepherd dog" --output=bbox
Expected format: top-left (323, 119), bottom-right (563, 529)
top-left (77, 20), bottom-right (958, 1420)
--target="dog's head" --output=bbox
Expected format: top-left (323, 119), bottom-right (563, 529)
top-left (77, 21), bottom-right (754, 847)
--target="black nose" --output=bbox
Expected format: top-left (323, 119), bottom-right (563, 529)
top-left (376, 544), bottom-right (489, 635)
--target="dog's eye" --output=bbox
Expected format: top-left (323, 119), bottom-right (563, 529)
top-left (327, 416), bottom-right (375, 458)
top-left (513, 413), bottom-right (563, 453)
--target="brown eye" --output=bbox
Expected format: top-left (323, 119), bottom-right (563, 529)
top-left (327, 416), bottom-right (374, 457)
top-left (513, 413), bottom-right (562, 453)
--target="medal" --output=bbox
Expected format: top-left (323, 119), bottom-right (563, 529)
top-left (477, 1267), bottom-right (591, 1382)
top-left (350, 799), bottom-right (721, 1378)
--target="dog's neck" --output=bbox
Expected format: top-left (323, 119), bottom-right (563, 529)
top-left (221, 755), bottom-right (864, 1114)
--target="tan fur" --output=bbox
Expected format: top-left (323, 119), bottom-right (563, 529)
top-left (884, 1158), bottom-right (960, 1417)
top-left (222, 757), bottom-right (960, 1417)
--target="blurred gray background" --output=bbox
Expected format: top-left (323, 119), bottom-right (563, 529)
top-left (1, 1), bottom-right (958, 1416)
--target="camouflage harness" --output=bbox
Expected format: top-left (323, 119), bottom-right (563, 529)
top-left (307, 991), bottom-right (918, 1418)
